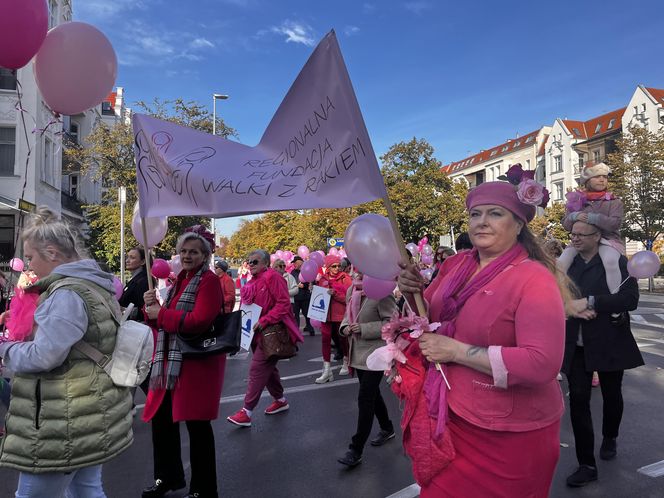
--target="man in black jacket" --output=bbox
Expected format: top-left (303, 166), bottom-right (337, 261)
top-left (290, 256), bottom-right (315, 335)
top-left (563, 221), bottom-right (643, 488)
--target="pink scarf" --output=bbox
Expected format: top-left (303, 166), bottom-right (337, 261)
top-left (425, 243), bottom-right (526, 438)
top-left (347, 278), bottom-right (364, 325)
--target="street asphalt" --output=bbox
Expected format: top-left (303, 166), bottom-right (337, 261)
top-left (1, 293), bottom-right (664, 497)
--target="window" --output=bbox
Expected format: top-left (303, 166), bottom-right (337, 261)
top-left (48, 0), bottom-right (58, 28)
top-left (0, 68), bottom-right (17, 91)
top-left (101, 101), bottom-right (114, 115)
top-left (553, 181), bottom-right (564, 201)
top-left (69, 122), bottom-right (79, 144)
top-left (526, 159), bottom-right (531, 169)
top-left (70, 174), bottom-right (79, 198)
top-left (501, 145), bottom-right (509, 152)
top-left (593, 149), bottom-right (601, 163)
top-left (525, 136), bottom-right (534, 143)
top-left (594, 123), bottom-right (602, 134)
top-left (572, 128), bottom-right (582, 137)
top-left (0, 127), bottom-right (15, 176)
top-left (578, 154), bottom-right (585, 169)
top-left (490, 150), bottom-right (498, 157)
top-left (553, 155), bottom-right (562, 173)
top-left (42, 137), bottom-right (55, 186)
top-left (607, 118), bottom-right (616, 129)
top-left (0, 215), bottom-right (15, 262)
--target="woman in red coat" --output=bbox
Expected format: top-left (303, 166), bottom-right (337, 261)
top-left (142, 226), bottom-right (225, 498)
top-left (315, 254), bottom-right (352, 383)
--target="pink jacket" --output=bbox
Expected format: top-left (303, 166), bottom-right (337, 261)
top-left (318, 272), bottom-right (352, 322)
top-left (241, 267), bottom-right (303, 344)
top-left (425, 251), bottom-right (565, 432)
top-left (563, 196), bottom-right (624, 251)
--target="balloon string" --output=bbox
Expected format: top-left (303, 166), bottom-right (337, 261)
top-left (610, 276), bottom-right (631, 294)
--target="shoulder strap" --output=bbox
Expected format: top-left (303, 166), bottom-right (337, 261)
top-left (47, 278), bottom-right (119, 373)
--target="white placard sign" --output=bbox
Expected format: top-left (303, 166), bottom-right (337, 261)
top-left (307, 285), bottom-right (331, 322)
top-left (240, 303), bottom-right (262, 351)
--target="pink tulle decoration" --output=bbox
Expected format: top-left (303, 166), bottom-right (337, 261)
top-left (6, 287), bottom-right (39, 341)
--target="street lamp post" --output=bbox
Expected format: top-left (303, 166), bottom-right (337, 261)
top-left (119, 186), bottom-right (127, 283)
top-left (211, 93), bottom-right (229, 241)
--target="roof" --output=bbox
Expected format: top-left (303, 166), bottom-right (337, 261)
top-left (645, 87), bottom-right (664, 105)
top-left (104, 92), bottom-right (117, 108)
top-left (561, 107), bottom-right (625, 140)
top-left (443, 129), bottom-right (540, 175)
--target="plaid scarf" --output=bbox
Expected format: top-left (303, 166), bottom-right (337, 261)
top-left (149, 266), bottom-right (205, 390)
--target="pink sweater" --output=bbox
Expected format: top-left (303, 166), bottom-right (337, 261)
top-left (424, 251), bottom-right (565, 432)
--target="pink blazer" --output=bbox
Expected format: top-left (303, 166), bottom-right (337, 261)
top-left (426, 251), bottom-right (565, 432)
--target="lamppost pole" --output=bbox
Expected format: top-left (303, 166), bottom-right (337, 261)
top-left (211, 93), bottom-right (229, 241)
top-left (119, 186), bottom-right (127, 283)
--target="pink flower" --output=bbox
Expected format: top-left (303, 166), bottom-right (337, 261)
top-left (516, 179), bottom-right (545, 206)
top-left (565, 190), bottom-right (587, 212)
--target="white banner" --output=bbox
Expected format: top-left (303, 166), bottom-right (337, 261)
top-left (307, 285), bottom-right (331, 323)
top-left (240, 303), bottom-right (262, 351)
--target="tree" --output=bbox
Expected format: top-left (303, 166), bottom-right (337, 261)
top-left (224, 138), bottom-right (468, 258)
top-left (64, 99), bottom-right (237, 271)
top-left (608, 124), bottom-right (664, 246)
top-left (529, 202), bottom-right (569, 244)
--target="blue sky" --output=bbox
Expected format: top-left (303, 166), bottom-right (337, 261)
top-left (75, 0), bottom-right (664, 237)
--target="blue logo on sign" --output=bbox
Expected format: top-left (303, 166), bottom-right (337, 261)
top-left (242, 313), bottom-right (252, 333)
top-left (311, 293), bottom-right (326, 311)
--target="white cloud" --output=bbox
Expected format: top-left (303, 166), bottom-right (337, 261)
top-left (76, 0), bottom-right (150, 20)
top-left (190, 38), bottom-right (215, 49)
top-left (270, 21), bottom-right (316, 46)
top-left (344, 25), bottom-right (360, 36)
top-left (404, 1), bottom-right (433, 15)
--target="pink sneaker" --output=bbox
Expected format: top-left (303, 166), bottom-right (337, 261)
top-left (227, 409), bottom-right (252, 427)
top-left (264, 399), bottom-right (289, 415)
top-left (592, 373), bottom-right (600, 388)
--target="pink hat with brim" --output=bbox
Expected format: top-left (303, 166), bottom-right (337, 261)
top-left (466, 181), bottom-right (535, 223)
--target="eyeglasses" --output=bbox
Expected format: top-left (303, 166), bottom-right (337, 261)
top-left (246, 259), bottom-right (260, 266)
top-left (275, 264), bottom-right (285, 268)
top-left (329, 264), bottom-right (340, 269)
top-left (570, 232), bottom-right (598, 239)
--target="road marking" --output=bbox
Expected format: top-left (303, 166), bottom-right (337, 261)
top-left (632, 314), bottom-right (647, 323)
top-left (281, 365), bottom-right (342, 380)
top-left (134, 378), bottom-right (357, 411)
top-left (638, 459), bottom-right (664, 477)
top-left (656, 314), bottom-right (664, 321)
top-left (386, 483), bottom-right (421, 498)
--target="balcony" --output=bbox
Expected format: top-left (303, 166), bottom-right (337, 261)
top-left (61, 192), bottom-right (83, 216)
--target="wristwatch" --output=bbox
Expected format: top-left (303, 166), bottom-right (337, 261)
top-left (587, 295), bottom-right (595, 310)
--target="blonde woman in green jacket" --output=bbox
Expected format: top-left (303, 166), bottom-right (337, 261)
top-left (0, 207), bottom-right (132, 497)
top-left (337, 271), bottom-right (398, 468)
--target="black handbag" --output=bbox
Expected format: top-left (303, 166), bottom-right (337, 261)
top-left (176, 310), bottom-right (242, 357)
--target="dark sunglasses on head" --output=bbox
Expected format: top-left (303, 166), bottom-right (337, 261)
top-left (247, 259), bottom-right (260, 266)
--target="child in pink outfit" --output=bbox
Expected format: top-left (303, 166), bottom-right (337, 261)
top-left (558, 162), bottom-right (624, 293)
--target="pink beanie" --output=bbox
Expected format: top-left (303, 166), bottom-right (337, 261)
top-left (324, 255), bottom-right (341, 267)
top-left (466, 181), bottom-right (536, 223)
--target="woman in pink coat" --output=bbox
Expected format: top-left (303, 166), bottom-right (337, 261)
top-left (227, 249), bottom-right (303, 428)
top-left (398, 169), bottom-right (567, 497)
top-left (315, 255), bottom-right (353, 383)
top-left (142, 226), bottom-right (225, 498)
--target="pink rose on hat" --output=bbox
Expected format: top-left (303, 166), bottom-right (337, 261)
top-left (516, 179), bottom-right (545, 206)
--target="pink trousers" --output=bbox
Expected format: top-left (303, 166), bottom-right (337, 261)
top-left (243, 335), bottom-right (284, 410)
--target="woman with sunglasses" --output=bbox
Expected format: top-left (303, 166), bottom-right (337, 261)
top-left (227, 250), bottom-right (303, 427)
top-left (315, 254), bottom-right (353, 383)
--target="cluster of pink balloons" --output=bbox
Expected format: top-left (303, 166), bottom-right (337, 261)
top-left (628, 250), bottom-right (661, 279)
top-left (131, 202), bottom-right (168, 248)
top-left (299, 250), bottom-right (326, 283)
top-left (1, 2), bottom-right (118, 116)
top-left (270, 249), bottom-right (295, 265)
top-left (405, 238), bottom-right (435, 281)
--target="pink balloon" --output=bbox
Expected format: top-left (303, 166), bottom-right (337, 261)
top-left (345, 214), bottom-right (401, 280)
top-left (316, 250), bottom-right (325, 259)
top-left (169, 255), bottom-right (182, 275)
top-left (275, 250), bottom-right (285, 260)
top-left (34, 22), bottom-right (117, 115)
top-left (151, 259), bottom-right (170, 279)
top-left (113, 277), bottom-right (123, 300)
top-left (363, 275), bottom-right (396, 300)
top-left (328, 247), bottom-right (339, 256)
top-left (9, 258), bottom-right (24, 272)
top-left (420, 268), bottom-right (434, 282)
top-left (421, 244), bottom-right (434, 256)
top-left (309, 252), bottom-right (324, 267)
top-left (310, 318), bottom-right (322, 328)
top-left (300, 260), bottom-right (319, 282)
top-left (270, 254), bottom-right (278, 264)
top-left (297, 245), bottom-right (310, 259)
top-left (338, 249), bottom-right (347, 259)
top-left (284, 251), bottom-right (294, 261)
top-left (131, 202), bottom-right (168, 248)
top-left (0, 0), bottom-right (48, 69)
top-left (421, 253), bottom-right (434, 266)
top-left (405, 243), bottom-right (419, 256)
top-left (298, 272), bottom-right (306, 283)
top-left (627, 250), bottom-right (661, 279)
